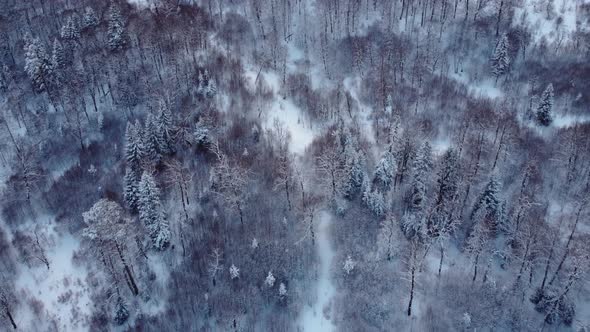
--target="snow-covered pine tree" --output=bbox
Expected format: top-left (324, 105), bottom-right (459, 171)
top-left (434, 148), bottom-right (459, 209)
top-left (82, 7), bottom-right (99, 30)
top-left (142, 114), bottom-right (161, 164)
top-left (125, 122), bottom-right (142, 171)
top-left (124, 122), bottom-right (142, 212)
top-left (138, 172), bottom-right (170, 250)
top-left (229, 264), bottom-right (240, 279)
top-left (536, 83), bottom-right (554, 126)
top-left (124, 168), bottom-right (140, 213)
top-left (384, 94), bottom-right (393, 115)
top-left (24, 37), bottom-right (52, 92)
top-left (50, 39), bottom-right (65, 88)
top-left (407, 141), bottom-right (433, 212)
top-left (107, 2), bottom-right (127, 52)
top-left (362, 182), bottom-right (386, 216)
top-left (156, 102), bottom-right (174, 155)
top-left (471, 176), bottom-right (502, 232)
top-left (265, 271), bottom-right (276, 287)
top-left (113, 296), bottom-right (129, 325)
top-left (491, 34), bottom-right (510, 83)
top-left (60, 17), bottom-right (80, 42)
top-left (373, 150), bottom-right (396, 191)
top-left (343, 255), bottom-right (355, 275)
top-left (401, 212), bottom-right (424, 241)
top-left (51, 39), bottom-right (65, 69)
top-left (342, 147), bottom-right (365, 199)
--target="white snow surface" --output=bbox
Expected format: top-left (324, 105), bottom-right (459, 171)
top-left (552, 113), bottom-right (590, 128)
top-left (244, 66), bottom-right (316, 156)
top-left (265, 95), bottom-right (316, 155)
top-left (514, 0), bottom-right (578, 43)
top-left (299, 211), bottom-right (336, 332)
top-left (14, 224), bottom-right (91, 331)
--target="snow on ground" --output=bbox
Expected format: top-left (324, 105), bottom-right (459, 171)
top-left (514, 0), bottom-right (577, 43)
top-left (265, 98), bottom-right (316, 155)
top-left (126, 0), bottom-right (152, 8)
top-left (14, 222), bottom-right (91, 331)
top-left (343, 76), bottom-right (378, 158)
top-left (552, 113), bottom-right (590, 128)
top-left (450, 72), bottom-right (504, 100)
top-left (243, 67), bottom-right (316, 156)
top-left (299, 211), bottom-right (336, 332)
top-left (431, 136), bottom-right (451, 155)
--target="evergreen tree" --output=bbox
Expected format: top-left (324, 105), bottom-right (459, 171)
top-left (51, 39), bottom-right (65, 70)
top-left (401, 212), bottom-right (424, 241)
top-left (107, 2), bottom-right (127, 52)
top-left (362, 180), bottom-right (386, 216)
top-left (139, 172), bottom-right (170, 250)
top-left (156, 102), bottom-right (174, 155)
top-left (60, 17), bottom-right (80, 42)
top-left (124, 168), bottom-right (140, 213)
top-left (113, 297), bottom-right (129, 325)
top-left (124, 122), bottom-right (143, 212)
top-left (82, 7), bottom-right (99, 30)
top-left (536, 83), bottom-right (554, 126)
top-left (471, 176), bottom-right (502, 231)
top-left (407, 142), bottom-right (433, 212)
top-left (384, 94), bottom-right (393, 115)
top-left (142, 114), bottom-right (161, 164)
top-left (342, 147), bottom-right (365, 199)
top-left (491, 34), bottom-right (510, 83)
top-left (125, 122), bottom-right (143, 171)
top-left (24, 37), bottom-right (52, 92)
top-left (50, 39), bottom-right (65, 88)
top-left (434, 148), bottom-right (460, 209)
top-left (373, 150), bottom-right (396, 191)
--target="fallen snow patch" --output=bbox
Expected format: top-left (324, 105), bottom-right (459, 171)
top-left (15, 226), bottom-right (91, 331)
top-left (299, 211), bottom-right (336, 332)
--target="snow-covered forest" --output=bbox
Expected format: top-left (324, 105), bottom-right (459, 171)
top-left (0, 0), bottom-right (589, 330)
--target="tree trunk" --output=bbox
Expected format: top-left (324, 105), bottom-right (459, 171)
top-left (472, 253), bottom-right (480, 282)
top-left (285, 180), bottom-right (292, 211)
top-left (5, 308), bottom-right (17, 330)
top-left (495, 1), bottom-right (504, 37)
top-left (438, 245), bottom-right (444, 276)
top-left (116, 242), bottom-right (139, 296)
top-left (407, 265), bottom-right (415, 316)
top-left (548, 204), bottom-right (584, 287)
top-left (179, 181), bottom-right (189, 221)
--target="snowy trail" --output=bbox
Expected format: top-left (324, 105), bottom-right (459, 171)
top-left (299, 211), bottom-right (336, 332)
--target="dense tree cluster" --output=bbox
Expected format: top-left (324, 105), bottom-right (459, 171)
top-left (0, 0), bottom-right (588, 331)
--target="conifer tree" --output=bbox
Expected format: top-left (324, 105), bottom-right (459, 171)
top-left (124, 168), bottom-right (140, 213)
top-left (434, 148), bottom-right (460, 209)
top-left (50, 39), bottom-right (65, 88)
top-left (157, 102), bottom-right (174, 155)
top-left (107, 2), bottom-right (127, 52)
top-left (407, 142), bottom-right (433, 212)
top-left (491, 34), bottom-right (510, 83)
top-left (60, 17), bottom-right (80, 42)
top-left (471, 176), bottom-right (502, 231)
top-left (342, 147), bottom-right (365, 199)
top-left (124, 122), bottom-right (142, 212)
top-left (142, 114), bottom-right (161, 164)
top-left (373, 150), bottom-right (396, 191)
top-left (125, 122), bottom-right (142, 171)
top-left (51, 39), bottom-right (65, 70)
top-left (139, 172), bottom-right (170, 250)
top-left (536, 83), bottom-right (554, 126)
top-left (24, 37), bottom-right (52, 92)
top-left (82, 7), bottom-right (99, 30)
